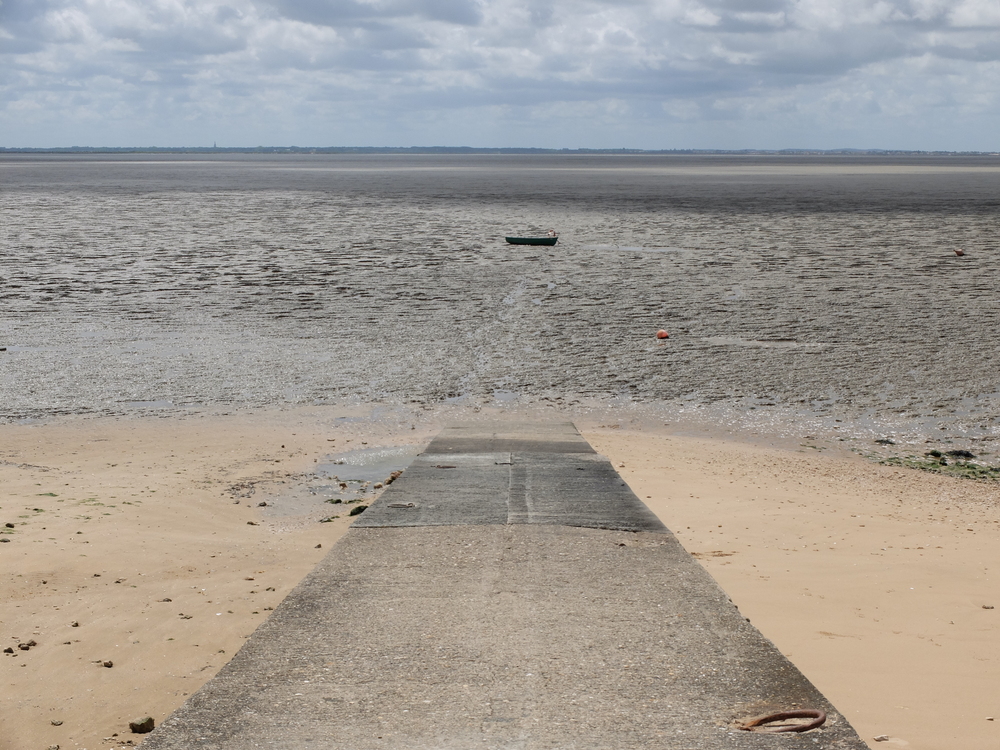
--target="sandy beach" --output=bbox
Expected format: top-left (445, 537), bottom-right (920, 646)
top-left (2, 406), bottom-right (997, 750)
top-left (589, 428), bottom-right (1000, 750)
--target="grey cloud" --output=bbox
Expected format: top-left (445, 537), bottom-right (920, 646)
top-left (116, 28), bottom-right (248, 57)
top-left (739, 28), bottom-right (909, 75)
top-left (388, 0), bottom-right (482, 24)
top-left (345, 47), bottom-right (430, 69)
top-left (267, 0), bottom-right (482, 26)
top-left (716, 0), bottom-right (786, 11)
top-left (0, 0), bottom-right (56, 52)
top-left (350, 22), bottom-right (434, 50)
top-left (701, 0), bottom-right (959, 34)
top-left (519, 1), bottom-right (557, 27)
top-left (215, 5), bottom-right (244, 22)
top-left (0, 0), bottom-right (59, 23)
top-left (928, 35), bottom-right (1000, 62)
top-left (265, 0), bottom-right (372, 25)
top-left (94, 6), bottom-right (252, 58)
top-left (0, 32), bottom-right (44, 53)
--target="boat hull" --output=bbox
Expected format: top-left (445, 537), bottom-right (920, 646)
top-left (505, 236), bottom-right (558, 245)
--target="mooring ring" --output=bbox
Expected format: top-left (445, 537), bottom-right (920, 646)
top-left (739, 709), bottom-right (827, 733)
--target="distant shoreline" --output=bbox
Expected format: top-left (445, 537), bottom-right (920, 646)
top-left (2, 145), bottom-right (999, 156)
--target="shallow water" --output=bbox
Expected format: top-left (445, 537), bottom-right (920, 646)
top-left (2, 153), bottom-right (999, 448)
top-left (316, 445), bottom-right (422, 485)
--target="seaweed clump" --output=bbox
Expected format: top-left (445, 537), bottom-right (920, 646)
top-left (879, 452), bottom-right (1000, 481)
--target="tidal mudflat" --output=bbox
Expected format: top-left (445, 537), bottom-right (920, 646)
top-left (2, 154), bottom-right (999, 452)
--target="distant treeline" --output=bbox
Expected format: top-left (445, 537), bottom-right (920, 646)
top-left (1, 146), bottom-right (998, 156)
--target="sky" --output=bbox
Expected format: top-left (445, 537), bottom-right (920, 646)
top-left (1, 0), bottom-right (998, 150)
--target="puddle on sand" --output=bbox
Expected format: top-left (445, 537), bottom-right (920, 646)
top-left (316, 445), bottom-right (422, 483)
top-left (260, 444), bottom-right (422, 520)
top-left (312, 445), bottom-right (422, 516)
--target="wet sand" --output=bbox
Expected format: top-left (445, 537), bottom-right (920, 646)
top-left (2, 406), bottom-right (998, 750)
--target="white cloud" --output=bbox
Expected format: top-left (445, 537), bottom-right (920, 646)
top-left (0, 0), bottom-right (998, 148)
top-left (949, 0), bottom-right (1000, 26)
top-left (680, 6), bottom-right (721, 26)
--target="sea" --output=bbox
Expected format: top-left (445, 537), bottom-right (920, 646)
top-left (2, 153), bottom-right (999, 453)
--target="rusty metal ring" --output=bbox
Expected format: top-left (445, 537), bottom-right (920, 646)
top-left (739, 709), bottom-right (827, 733)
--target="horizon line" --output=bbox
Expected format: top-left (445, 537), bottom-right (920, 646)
top-left (2, 146), bottom-right (1000, 156)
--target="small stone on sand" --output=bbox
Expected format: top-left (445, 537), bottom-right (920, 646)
top-left (129, 716), bottom-right (155, 734)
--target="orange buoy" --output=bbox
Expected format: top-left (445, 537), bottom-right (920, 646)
top-left (656, 330), bottom-right (669, 339)
top-left (955, 248), bottom-right (965, 256)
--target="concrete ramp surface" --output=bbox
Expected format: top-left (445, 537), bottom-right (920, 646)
top-left (143, 423), bottom-right (867, 749)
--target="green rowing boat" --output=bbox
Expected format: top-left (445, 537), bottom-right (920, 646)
top-left (505, 235), bottom-right (558, 246)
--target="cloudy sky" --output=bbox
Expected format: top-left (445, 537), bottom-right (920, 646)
top-left (1, 0), bottom-right (998, 149)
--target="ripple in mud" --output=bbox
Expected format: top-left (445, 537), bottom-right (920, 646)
top-left (701, 337), bottom-right (826, 349)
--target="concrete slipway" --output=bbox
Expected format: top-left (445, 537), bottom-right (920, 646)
top-left (142, 423), bottom-right (867, 750)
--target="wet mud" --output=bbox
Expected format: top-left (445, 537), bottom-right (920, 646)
top-left (2, 153), bottom-right (998, 448)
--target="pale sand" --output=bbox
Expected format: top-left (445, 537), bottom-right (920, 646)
top-left (587, 428), bottom-right (1000, 750)
top-left (1, 409), bottom-right (997, 750)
